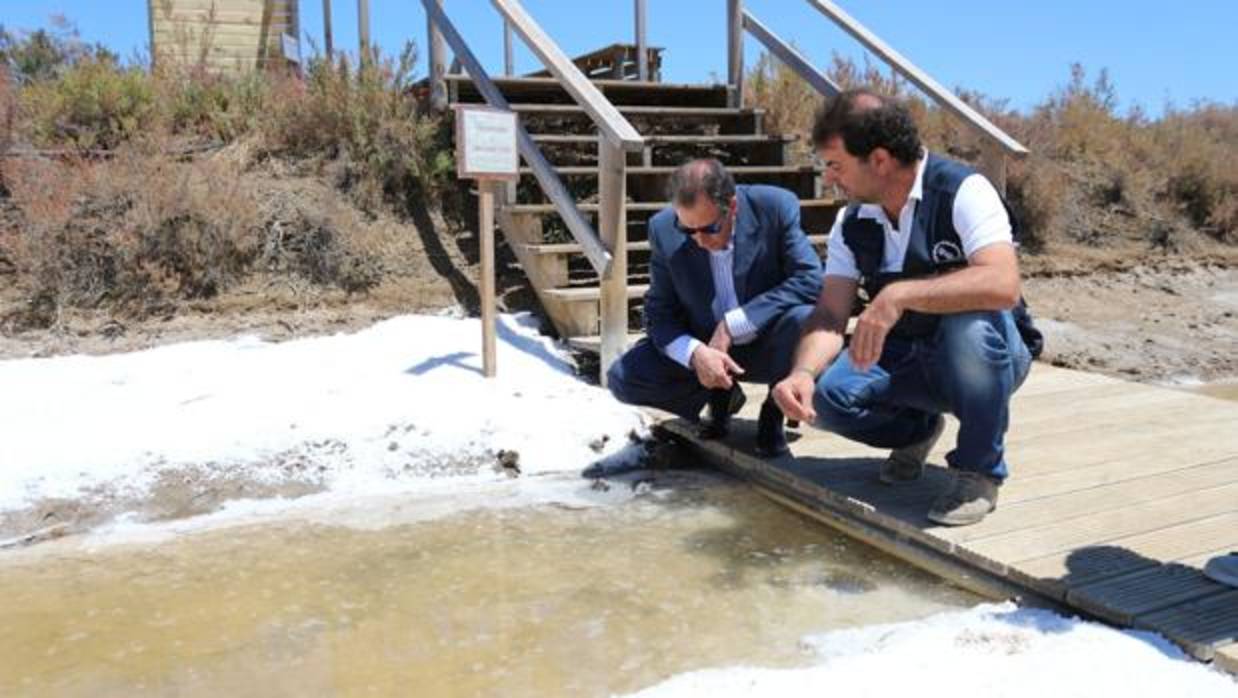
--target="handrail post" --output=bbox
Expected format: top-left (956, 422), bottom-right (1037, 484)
top-left (727, 0), bottom-right (744, 107)
top-left (358, 0), bottom-right (371, 60)
top-left (980, 142), bottom-right (1007, 197)
top-left (635, 0), bottom-right (648, 81)
top-left (322, 0), bottom-right (334, 60)
top-left (598, 138), bottom-right (628, 384)
top-left (503, 20), bottom-right (514, 76)
top-left (428, 0), bottom-right (448, 110)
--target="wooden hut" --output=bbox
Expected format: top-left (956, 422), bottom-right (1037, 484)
top-left (148, 0), bottom-right (301, 73)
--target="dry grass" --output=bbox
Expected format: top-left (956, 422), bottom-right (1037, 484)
top-left (745, 54), bottom-right (1237, 261)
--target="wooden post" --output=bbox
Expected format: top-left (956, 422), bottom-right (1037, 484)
top-left (322, 0), bottom-right (333, 59)
top-left (598, 139), bottom-right (628, 385)
top-left (479, 183), bottom-right (498, 377)
top-left (428, 0), bottom-right (448, 110)
top-left (357, 0), bottom-right (370, 59)
top-left (980, 141), bottom-right (1007, 197)
top-left (727, 0), bottom-right (744, 107)
top-left (635, 0), bottom-right (648, 81)
top-left (503, 20), bottom-right (514, 76)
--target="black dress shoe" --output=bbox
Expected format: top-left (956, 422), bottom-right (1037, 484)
top-left (697, 385), bottom-right (747, 439)
top-left (755, 398), bottom-right (790, 458)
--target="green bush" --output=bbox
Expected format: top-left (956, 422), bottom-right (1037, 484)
top-left (259, 43), bottom-right (453, 213)
top-left (21, 56), bottom-right (153, 149)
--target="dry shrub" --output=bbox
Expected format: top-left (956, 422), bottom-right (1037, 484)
top-left (745, 53), bottom-right (1237, 255)
top-left (0, 23), bottom-right (453, 326)
top-left (259, 192), bottom-right (383, 294)
top-left (258, 44), bottom-right (453, 215)
top-left (2, 148), bottom-right (262, 327)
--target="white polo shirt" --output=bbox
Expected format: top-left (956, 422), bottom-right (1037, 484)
top-left (823, 153), bottom-right (1013, 280)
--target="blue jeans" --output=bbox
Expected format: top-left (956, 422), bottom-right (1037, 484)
top-left (812, 311), bottom-right (1032, 481)
top-left (608, 304), bottom-right (815, 420)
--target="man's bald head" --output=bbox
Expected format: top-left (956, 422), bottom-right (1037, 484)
top-left (811, 88), bottom-right (922, 165)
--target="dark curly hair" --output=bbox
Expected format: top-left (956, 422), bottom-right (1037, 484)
top-left (811, 88), bottom-right (922, 165)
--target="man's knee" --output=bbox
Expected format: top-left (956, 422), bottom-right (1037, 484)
top-left (811, 370), bottom-right (863, 432)
top-left (605, 361), bottom-right (629, 402)
top-left (936, 312), bottom-right (1014, 392)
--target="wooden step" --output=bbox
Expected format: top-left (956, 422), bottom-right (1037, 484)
top-left (508, 104), bottom-right (762, 118)
top-left (565, 333), bottom-right (645, 353)
top-left (542, 284), bottom-right (649, 302)
top-left (518, 233), bottom-right (830, 256)
top-left (506, 198), bottom-right (838, 216)
top-left (530, 134), bottom-right (794, 145)
top-left (447, 75), bottom-right (729, 107)
top-left (518, 164), bottom-right (817, 176)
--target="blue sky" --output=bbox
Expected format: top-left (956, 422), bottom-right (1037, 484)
top-left (3, 1), bottom-right (1235, 116)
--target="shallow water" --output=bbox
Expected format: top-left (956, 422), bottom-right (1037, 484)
top-left (1189, 381), bottom-right (1238, 402)
top-left (0, 474), bottom-right (977, 697)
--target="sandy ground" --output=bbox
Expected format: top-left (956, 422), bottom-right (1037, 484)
top-left (3, 263), bottom-right (1235, 386)
top-left (1024, 263), bottom-right (1238, 384)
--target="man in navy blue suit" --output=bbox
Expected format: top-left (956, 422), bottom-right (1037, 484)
top-left (607, 159), bottom-right (823, 457)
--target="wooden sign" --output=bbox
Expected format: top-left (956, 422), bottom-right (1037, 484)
top-left (454, 106), bottom-right (519, 379)
top-left (281, 33), bottom-right (301, 64)
top-left (454, 106), bottom-right (520, 180)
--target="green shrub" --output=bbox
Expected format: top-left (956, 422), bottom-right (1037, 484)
top-left (21, 56), bottom-right (153, 149)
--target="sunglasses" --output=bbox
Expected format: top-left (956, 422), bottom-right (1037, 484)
top-left (673, 210), bottom-right (729, 236)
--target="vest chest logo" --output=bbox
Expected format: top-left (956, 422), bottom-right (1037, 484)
top-left (930, 240), bottom-right (965, 264)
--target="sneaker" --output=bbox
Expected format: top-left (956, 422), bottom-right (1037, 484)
top-left (879, 415), bottom-right (945, 485)
top-left (697, 385), bottom-right (747, 440)
top-left (927, 471), bottom-right (1000, 526)
top-left (1204, 552), bottom-right (1238, 588)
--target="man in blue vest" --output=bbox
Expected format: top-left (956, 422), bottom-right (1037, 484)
top-left (773, 89), bottom-right (1037, 526)
top-left (608, 158), bottom-right (823, 458)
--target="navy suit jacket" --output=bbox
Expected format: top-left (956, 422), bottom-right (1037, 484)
top-left (644, 184), bottom-right (824, 352)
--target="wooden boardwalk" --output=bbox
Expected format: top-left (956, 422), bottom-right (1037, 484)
top-left (658, 364), bottom-right (1238, 672)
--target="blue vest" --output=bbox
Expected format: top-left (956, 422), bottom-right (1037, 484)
top-left (840, 154), bottom-right (1043, 356)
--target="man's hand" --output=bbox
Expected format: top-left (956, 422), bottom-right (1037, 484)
top-left (690, 345), bottom-right (744, 390)
top-left (773, 370), bottom-right (817, 423)
top-left (708, 319), bottom-right (732, 353)
top-left (850, 287), bottom-right (904, 371)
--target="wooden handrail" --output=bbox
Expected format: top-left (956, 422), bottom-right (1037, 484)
top-left (491, 0), bottom-right (644, 152)
top-left (421, 0), bottom-right (615, 277)
top-left (741, 11), bottom-right (840, 99)
top-left (804, 0), bottom-right (1028, 158)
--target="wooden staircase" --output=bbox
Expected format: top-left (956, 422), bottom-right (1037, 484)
top-left (447, 74), bottom-right (840, 351)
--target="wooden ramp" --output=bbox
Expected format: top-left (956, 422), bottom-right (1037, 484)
top-left (658, 364), bottom-right (1238, 672)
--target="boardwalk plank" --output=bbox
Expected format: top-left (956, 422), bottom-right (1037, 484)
top-left (660, 363), bottom-right (1238, 668)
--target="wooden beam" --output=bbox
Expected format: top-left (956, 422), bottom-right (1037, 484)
top-left (503, 19), bottom-right (514, 76)
top-left (428, 0), bottom-right (448, 110)
top-left (635, 0), bottom-right (648, 81)
top-left (322, 0), bottom-right (333, 58)
top-left (804, 0), bottom-right (1028, 158)
top-left (598, 139), bottom-right (628, 384)
top-left (421, 0), bottom-right (614, 277)
top-left (742, 11), bottom-right (839, 98)
top-left (980, 140), bottom-right (1007, 196)
top-left (490, 0), bottom-right (644, 151)
top-left (727, 0), bottom-right (744, 107)
top-left (357, 0), bottom-right (370, 59)
top-left (480, 183), bottom-right (498, 377)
